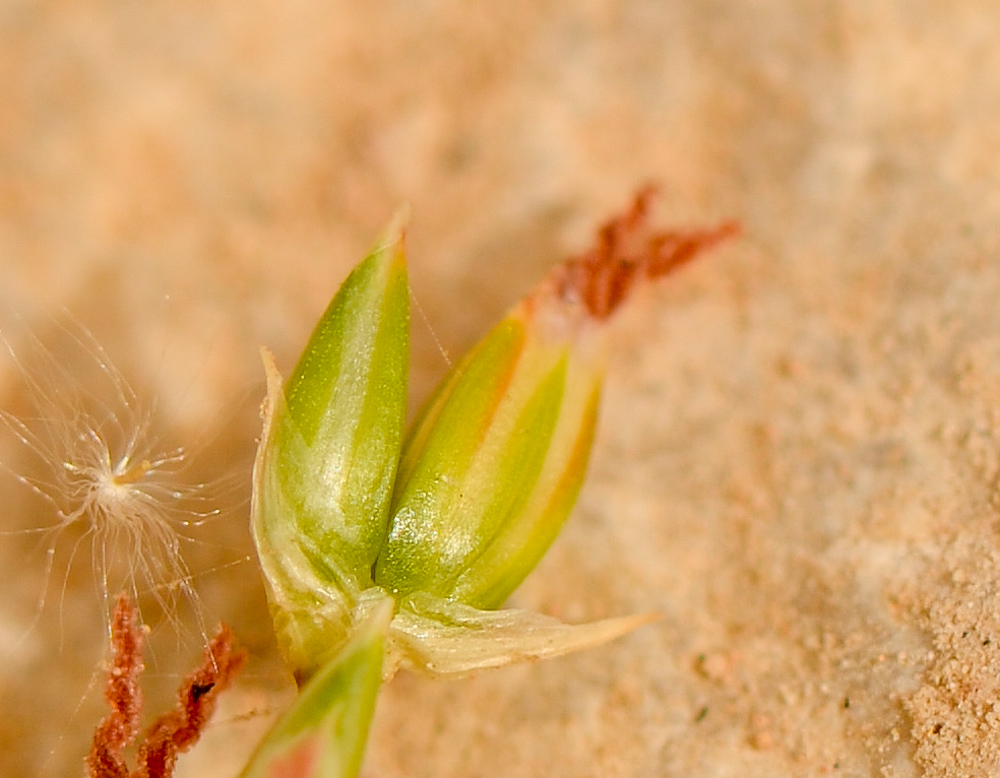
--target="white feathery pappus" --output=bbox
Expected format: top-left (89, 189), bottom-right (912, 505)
top-left (0, 314), bottom-right (243, 650)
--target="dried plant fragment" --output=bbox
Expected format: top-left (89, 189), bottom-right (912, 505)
top-left (87, 593), bottom-right (245, 778)
top-left (547, 186), bottom-right (739, 320)
top-left (135, 621), bottom-right (246, 778)
top-left (87, 593), bottom-right (145, 778)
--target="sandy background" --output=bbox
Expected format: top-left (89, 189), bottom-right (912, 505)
top-left (2, 1), bottom-right (1000, 777)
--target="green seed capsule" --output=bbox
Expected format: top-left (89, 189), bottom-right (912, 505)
top-left (373, 310), bottom-right (602, 610)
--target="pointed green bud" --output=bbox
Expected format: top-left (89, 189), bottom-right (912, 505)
top-left (373, 310), bottom-right (601, 609)
top-left (251, 218), bottom-right (409, 681)
top-left (241, 598), bottom-right (391, 778)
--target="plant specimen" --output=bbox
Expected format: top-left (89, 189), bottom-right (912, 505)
top-left (1, 189), bottom-right (731, 777)
top-left (244, 190), bottom-right (736, 776)
top-left (1, 191), bottom-right (732, 778)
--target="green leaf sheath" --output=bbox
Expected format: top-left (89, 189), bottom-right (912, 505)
top-left (241, 599), bottom-right (391, 778)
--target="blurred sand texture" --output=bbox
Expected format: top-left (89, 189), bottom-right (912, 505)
top-left (2, 2), bottom-right (1000, 777)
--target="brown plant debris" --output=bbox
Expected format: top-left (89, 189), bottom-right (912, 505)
top-left (87, 594), bottom-right (246, 778)
top-left (88, 594), bottom-right (146, 778)
top-left (551, 187), bottom-right (740, 320)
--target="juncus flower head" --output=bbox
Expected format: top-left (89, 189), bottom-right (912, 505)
top-left (251, 194), bottom-right (736, 683)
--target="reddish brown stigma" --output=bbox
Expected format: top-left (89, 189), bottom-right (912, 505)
top-left (87, 594), bottom-right (246, 778)
top-left (554, 187), bottom-right (740, 320)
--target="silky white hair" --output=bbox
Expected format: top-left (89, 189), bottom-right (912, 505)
top-left (0, 317), bottom-right (230, 646)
